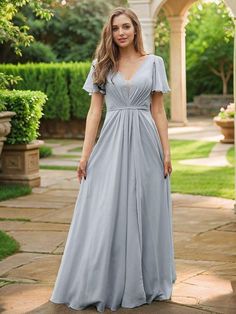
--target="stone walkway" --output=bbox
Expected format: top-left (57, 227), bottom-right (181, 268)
top-left (0, 117), bottom-right (235, 313)
top-left (0, 170), bottom-right (235, 314)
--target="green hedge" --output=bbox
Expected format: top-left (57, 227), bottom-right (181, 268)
top-left (0, 90), bottom-right (47, 144)
top-left (39, 145), bottom-right (53, 158)
top-left (0, 62), bottom-right (96, 121)
top-left (0, 102), bottom-right (6, 111)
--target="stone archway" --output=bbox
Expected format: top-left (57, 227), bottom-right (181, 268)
top-left (128, 0), bottom-right (236, 125)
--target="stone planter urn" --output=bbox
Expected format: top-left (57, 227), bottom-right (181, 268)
top-left (213, 103), bottom-right (235, 144)
top-left (0, 111), bottom-right (16, 157)
top-left (0, 139), bottom-right (44, 187)
top-left (213, 117), bottom-right (234, 143)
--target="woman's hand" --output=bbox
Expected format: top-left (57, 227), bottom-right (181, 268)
top-left (164, 154), bottom-right (172, 178)
top-left (77, 158), bottom-right (88, 183)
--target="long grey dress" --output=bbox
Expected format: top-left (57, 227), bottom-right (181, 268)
top-left (50, 54), bottom-right (177, 312)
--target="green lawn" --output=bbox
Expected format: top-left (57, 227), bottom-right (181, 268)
top-left (0, 184), bottom-right (32, 202)
top-left (68, 146), bottom-right (83, 152)
top-left (43, 139), bottom-right (79, 146)
top-left (40, 165), bottom-right (76, 171)
top-left (170, 140), bottom-right (234, 199)
top-left (0, 230), bottom-right (19, 261)
top-left (51, 154), bottom-right (80, 159)
top-left (227, 146), bottom-right (235, 166)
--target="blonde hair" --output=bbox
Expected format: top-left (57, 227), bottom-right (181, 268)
top-left (93, 6), bottom-right (146, 86)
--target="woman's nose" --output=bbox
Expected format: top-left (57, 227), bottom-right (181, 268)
top-left (118, 28), bottom-right (124, 35)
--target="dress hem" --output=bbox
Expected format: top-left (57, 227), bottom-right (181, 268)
top-left (50, 294), bottom-right (173, 313)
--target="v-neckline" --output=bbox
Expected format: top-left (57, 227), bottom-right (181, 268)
top-left (117, 54), bottom-right (151, 83)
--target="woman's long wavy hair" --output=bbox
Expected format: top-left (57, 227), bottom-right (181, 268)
top-left (93, 7), bottom-right (147, 86)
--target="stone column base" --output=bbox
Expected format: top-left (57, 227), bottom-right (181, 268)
top-left (0, 140), bottom-right (44, 188)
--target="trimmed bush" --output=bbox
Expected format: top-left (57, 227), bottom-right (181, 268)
top-left (0, 62), bottom-right (96, 121)
top-left (0, 102), bottom-right (6, 111)
top-left (0, 89), bottom-right (47, 144)
top-left (39, 145), bottom-right (53, 158)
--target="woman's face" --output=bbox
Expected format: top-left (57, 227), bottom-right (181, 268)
top-left (112, 14), bottom-right (136, 48)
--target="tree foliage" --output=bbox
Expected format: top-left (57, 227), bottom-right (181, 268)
top-left (0, 0), bottom-right (127, 63)
top-left (155, 0), bottom-right (234, 100)
top-left (0, 0), bottom-right (53, 56)
top-left (0, 0), bottom-right (54, 88)
top-left (186, 0), bottom-right (234, 96)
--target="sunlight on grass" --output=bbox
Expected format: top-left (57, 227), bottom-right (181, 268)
top-left (170, 162), bottom-right (234, 199)
top-left (226, 146), bottom-right (235, 166)
top-left (170, 139), bottom-right (216, 160)
top-left (169, 140), bottom-right (234, 199)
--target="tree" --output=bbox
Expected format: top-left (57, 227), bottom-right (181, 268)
top-left (186, 0), bottom-right (234, 96)
top-left (0, 0), bottom-right (54, 88)
top-left (0, 0), bottom-right (128, 63)
top-left (154, 8), bottom-right (170, 68)
top-left (0, 0), bottom-right (53, 55)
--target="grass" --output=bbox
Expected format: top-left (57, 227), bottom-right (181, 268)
top-left (0, 217), bottom-right (31, 222)
top-left (170, 162), bottom-right (234, 199)
top-left (43, 139), bottom-right (80, 145)
top-left (40, 165), bottom-right (76, 171)
top-left (68, 146), bottom-right (83, 152)
top-left (226, 146), bottom-right (235, 166)
top-left (39, 145), bottom-right (53, 158)
top-left (51, 154), bottom-right (80, 159)
top-left (0, 279), bottom-right (17, 288)
top-left (170, 139), bottom-right (216, 160)
top-left (169, 140), bottom-right (234, 199)
top-left (0, 184), bottom-right (32, 202)
top-left (0, 230), bottom-right (20, 261)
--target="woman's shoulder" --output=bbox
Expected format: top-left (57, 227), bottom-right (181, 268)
top-left (149, 54), bottom-right (165, 63)
top-left (91, 58), bottom-right (97, 67)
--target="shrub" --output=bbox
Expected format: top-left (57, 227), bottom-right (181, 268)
top-left (0, 90), bottom-right (47, 144)
top-left (39, 145), bottom-right (52, 158)
top-left (0, 102), bottom-right (6, 111)
top-left (0, 62), bottom-right (97, 120)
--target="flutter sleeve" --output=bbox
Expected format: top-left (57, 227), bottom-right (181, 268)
top-left (82, 59), bottom-right (106, 96)
top-left (152, 55), bottom-right (171, 94)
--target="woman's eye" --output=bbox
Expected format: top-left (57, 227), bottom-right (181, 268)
top-left (112, 25), bottom-right (130, 31)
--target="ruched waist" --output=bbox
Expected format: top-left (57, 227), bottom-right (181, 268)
top-left (107, 105), bottom-right (150, 112)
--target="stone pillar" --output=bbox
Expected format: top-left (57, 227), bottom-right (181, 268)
top-left (139, 18), bottom-right (155, 54)
top-left (224, 0), bottom-right (236, 212)
top-left (167, 15), bottom-right (188, 125)
top-left (128, 0), bottom-right (155, 53)
top-left (224, 1), bottom-right (236, 104)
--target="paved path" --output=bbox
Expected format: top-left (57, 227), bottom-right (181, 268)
top-left (0, 169), bottom-right (235, 314)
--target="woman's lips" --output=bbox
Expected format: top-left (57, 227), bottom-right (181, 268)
top-left (118, 38), bottom-right (127, 42)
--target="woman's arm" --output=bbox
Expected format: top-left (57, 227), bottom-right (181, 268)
top-left (78, 92), bottom-right (104, 182)
top-left (150, 91), bottom-right (172, 177)
top-left (81, 92), bottom-right (104, 160)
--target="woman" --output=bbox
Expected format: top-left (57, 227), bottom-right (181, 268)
top-left (50, 6), bottom-right (176, 313)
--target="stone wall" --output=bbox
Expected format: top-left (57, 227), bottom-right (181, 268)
top-left (187, 94), bottom-right (234, 117)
